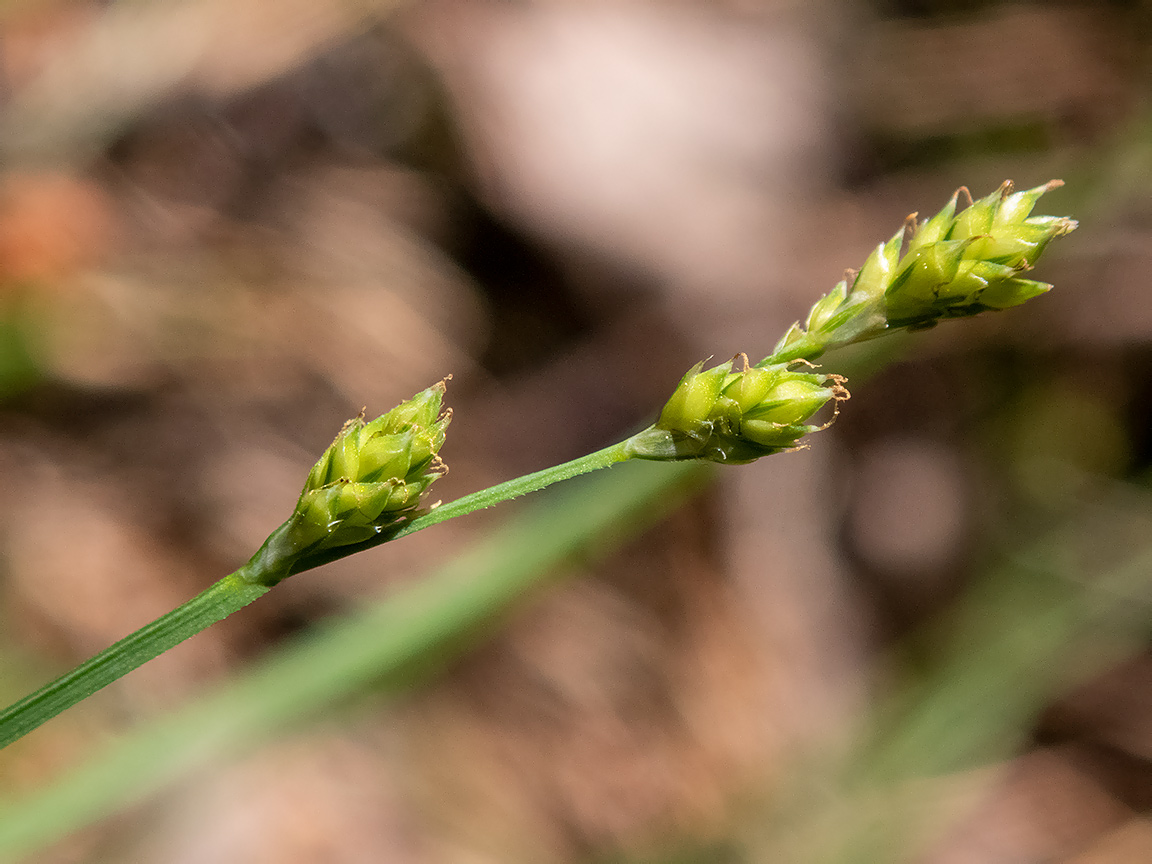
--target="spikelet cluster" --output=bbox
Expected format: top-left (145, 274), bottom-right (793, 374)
top-left (772, 180), bottom-right (1077, 361)
top-left (291, 381), bottom-right (451, 552)
top-left (626, 355), bottom-right (848, 463)
top-left (632, 181), bottom-right (1074, 465)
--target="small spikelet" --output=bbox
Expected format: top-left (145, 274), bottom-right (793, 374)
top-left (627, 355), bottom-right (848, 463)
top-left (630, 181), bottom-right (1073, 467)
top-left (289, 380), bottom-right (451, 553)
top-left (780, 180), bottom-right (1075, 353)
top-left (883, 179), bottom-right (1074, 326)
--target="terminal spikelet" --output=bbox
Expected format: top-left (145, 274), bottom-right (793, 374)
top-left (771, 179), bottom-right (1075, 363)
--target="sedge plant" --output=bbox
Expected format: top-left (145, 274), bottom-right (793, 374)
top-left (0, 180), bottom-right (1077, 748)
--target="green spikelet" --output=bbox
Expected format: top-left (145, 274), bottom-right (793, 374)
top-left (630, 180), bottom-right (1074, 465)
top-left (293, 382), bottom-right (451, 550)
top-left (770, 179), bottom-right (1075, 361)
top-left (249, 381), bottom-right (452, 584)
top-left (885, 180), bottom-right (1076, 327)
top-left (626, 355), bottom-right (848, 463)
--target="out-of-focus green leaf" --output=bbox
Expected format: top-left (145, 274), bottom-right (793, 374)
top-left (0, 312), bottom-right (41, 400)
top-left (759, 481), bottom-right (1152, 864)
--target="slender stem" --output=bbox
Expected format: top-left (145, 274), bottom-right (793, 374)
top-left (0, 459), bottom-right (708, 858)
top-left (287, 440), bottom-right (635, 575)
top-left (0, 440), bottom-right (636, 748)
top-left (402, 441), bottom-right (634, 535)
top-left (0, 569), bottom-right (269, 749)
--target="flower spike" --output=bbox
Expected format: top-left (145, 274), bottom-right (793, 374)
top-left (629, 180), bottom-right (1074, 464)
top-left (626, 355), bottom-right (849, 463)
top-left (249, 380), bottom-right (452, 584)
top-left (294, 381), bottom-right (451, 549)
top-left (769, 179), bottom-right (1075, 362)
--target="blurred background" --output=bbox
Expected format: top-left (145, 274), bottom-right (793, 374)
top-left (0, 0), bottom-right (1150, 861)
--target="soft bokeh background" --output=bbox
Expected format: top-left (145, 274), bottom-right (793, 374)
top-left (0, 0), bottom-right (1150, 861)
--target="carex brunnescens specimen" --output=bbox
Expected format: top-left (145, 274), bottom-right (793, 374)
top-left (0, 180), bottom-right (1075, 748)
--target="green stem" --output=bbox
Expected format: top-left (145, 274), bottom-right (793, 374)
top-left (287, 440), bottom-right (634, 575)
top-left (0, 440), bottom-right (635, 748)
top-left (0, 458), bottom-right (708, 858)
top-left (402, 440), bottom-right (634, 534)
top-left (0, 569), bottom-right (269, 749)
